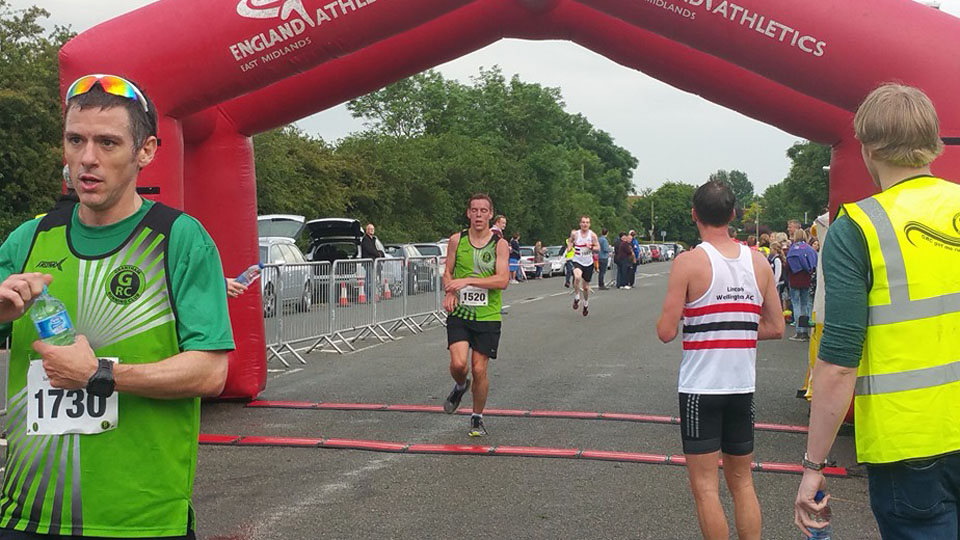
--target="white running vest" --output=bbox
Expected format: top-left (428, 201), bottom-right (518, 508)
top-left (679, 242), bottom-right (762, 394)
top-left (572, 230), bottom-right (595, 266)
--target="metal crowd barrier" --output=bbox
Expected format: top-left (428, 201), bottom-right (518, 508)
top-left (263, 256), bottom-right (446, 365)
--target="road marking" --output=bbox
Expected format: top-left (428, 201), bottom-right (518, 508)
top-left (519, 296), bottom-right (544, 304)
top-left (549, 292), bottom-right (568, 297)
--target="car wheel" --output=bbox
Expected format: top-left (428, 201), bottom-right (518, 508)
top-left (263, 283), bottom-right (277, 318)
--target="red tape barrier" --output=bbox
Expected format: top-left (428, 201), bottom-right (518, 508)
top-left (198, 434), bottom-right (848, 477)
top-left (246, 400), bottom-right (811, 435)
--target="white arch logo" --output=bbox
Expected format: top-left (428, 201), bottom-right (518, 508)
top-left (237, 0), bottom-right (315, 25)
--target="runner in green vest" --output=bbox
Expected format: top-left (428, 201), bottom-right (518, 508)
top-left (0, 75), bottom-right (231, 538)
top-left (441, 194), bottom-right (510, 437)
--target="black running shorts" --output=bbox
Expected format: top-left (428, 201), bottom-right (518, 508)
top-left (572, 262), bottom-right (594, 283)
top-left (446, 315), bottom-right (502, 359)
top-left (678, 392), bottom-right (755, 455)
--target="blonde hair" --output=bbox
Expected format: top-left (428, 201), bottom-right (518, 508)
top-left (792, 229), bottom-right (808, 243)
top-left (854, 83), bottom-right (943, 168)
top-left (770, 242), bottom-right (783, 256)
top-left (773, 232), bottom-right (789, 245)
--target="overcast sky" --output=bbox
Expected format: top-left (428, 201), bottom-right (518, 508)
top-left (15, 0), bottom-right (960, 192)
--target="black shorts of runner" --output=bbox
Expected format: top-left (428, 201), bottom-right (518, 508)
top-left (678, 392), bottom-right (755, 455)
top-left (572, 262), bottom-right (594, 283)
top-left (446, 315), bottom-right (502, 359)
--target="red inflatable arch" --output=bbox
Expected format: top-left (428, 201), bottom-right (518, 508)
top-left (59, 0), bottom-right (960, 398)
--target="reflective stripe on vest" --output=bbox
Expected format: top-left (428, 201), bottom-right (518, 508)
top-left (842, 176), bottom-right (960, 464)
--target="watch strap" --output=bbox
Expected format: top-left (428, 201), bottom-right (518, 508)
top-left (802, 453), bottom-right (827, 471)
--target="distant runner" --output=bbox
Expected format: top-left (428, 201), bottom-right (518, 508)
top-left (441, 194), bottom-right (510, 437)
top-left (569, 216), bottom-right (600, 316)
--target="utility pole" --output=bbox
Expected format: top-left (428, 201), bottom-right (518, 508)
top-left (756, 202), bottom-right (760, 238)
top-left (650, 199), bottom-right (655, 241)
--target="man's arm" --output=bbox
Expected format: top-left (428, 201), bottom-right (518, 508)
top-left (442, 233), bottom-right (461, 312)
top-left (591, 233), bottom-right (600, 253)
top-left (795, 215), bottom-right (870, 533)
top-left (753, 250), bottom-right (785, 340)
top-left (34, 335), bottom-right (227, 398)
top-left (657, 252), bottom-right (691, 343)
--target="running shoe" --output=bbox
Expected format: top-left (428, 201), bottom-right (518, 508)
top-left (582, 305), bottom-right (589, 317)
top-left (788, 334), bottom-right (805, 342)
top-left (444, 379), bottom-right (471, 414)
top-left (468, 416), bottom-right (487, 437)
top-left (572, 298), bottom-right (580, 310)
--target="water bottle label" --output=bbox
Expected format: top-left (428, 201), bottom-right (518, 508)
top-left (34, 312), bottom-right (73, 339)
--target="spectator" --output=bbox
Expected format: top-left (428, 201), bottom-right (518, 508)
top-left (629, 230), bottom-right (640, 288)
top-left (534, 240), bottom-right (546, 279)
top-left (361, 223), bottom-right (384, 259)
top-left (491, 215), bottom-right (506, 240)
top-left (758, 233), bottom-right (771, 256)
top-left (509, 233), bottom-right (523, 283)
top-left (785, 229), bottom-right (815, 341)
top-left (597, 228), bottom-right (610, 290)
top-left (563, 237), bottom-right (574, 288)
top-left (746, 235), bottom-right (758, 251)
top-left (360, 223), bottom-right (384, 299)
top-left (615, 232), bottom-right (635, 289)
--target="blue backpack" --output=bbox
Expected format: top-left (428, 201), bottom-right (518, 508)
top-left (786, 242), bottom-right (817, 273)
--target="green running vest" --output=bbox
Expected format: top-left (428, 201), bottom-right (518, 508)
top-left (450, 230), bottom-right (502, 322)
top-left (1, 203), bottom-right (198, 537)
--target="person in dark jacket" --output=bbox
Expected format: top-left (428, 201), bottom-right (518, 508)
top-left (361, 223), bottom-right (384, 260)
top-left (360, 223), bottom-right (384, 299)
top-left (615, 232), bottom-right (636, 289)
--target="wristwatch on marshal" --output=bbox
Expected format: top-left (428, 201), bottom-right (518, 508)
top-left (87, 358), bottom-right (116, 398)
top-left (801, 453), bottom-right (827, 471)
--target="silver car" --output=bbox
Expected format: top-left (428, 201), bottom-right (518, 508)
top-left (258, 237), bottom-right (313, 318)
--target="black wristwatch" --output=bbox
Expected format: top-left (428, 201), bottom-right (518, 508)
top-left (801, 453), bottom-right (827, 471)
top-left (87, 358), bottom-right (116, 398)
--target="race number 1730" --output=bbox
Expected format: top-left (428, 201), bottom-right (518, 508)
top-left (27, 359), bottom-right (118, 435)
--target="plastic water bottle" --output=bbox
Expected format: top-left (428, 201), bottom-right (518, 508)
top-left (806, 490), bottom-right (834, 539)
top-left (29, 286), bottom-right (76, 346)
top-left (236, 263), bottom-right (263, 286)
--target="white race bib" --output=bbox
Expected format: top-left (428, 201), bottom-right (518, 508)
top-left (459, 286), bottom-right (488, 307)
top-left (27, 359), bottom-right (118, 436)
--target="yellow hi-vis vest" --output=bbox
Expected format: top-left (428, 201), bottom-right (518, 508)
top-left (841, 176), bottom-right (960, 464)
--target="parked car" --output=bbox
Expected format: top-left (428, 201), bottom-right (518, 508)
top-left (258, 237), bottom-right (314, 317)
top-left (543, 245), bottom-right (565, 277)
top-left (649, 244), bottom-right (661, 261)
top-left (384, 243), bottom-right (436, 295)
top-left (519, 246), bottom-right (536, 276)
top-left (638, 244), bottom-right (652, 264)
top-left (413, 242), bottom-right (447, 265)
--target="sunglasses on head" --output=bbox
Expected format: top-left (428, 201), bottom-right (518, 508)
top-left (65, 74), bottom-right (149, 113)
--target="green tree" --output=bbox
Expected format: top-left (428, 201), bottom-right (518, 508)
top-left (759, 141), bottom-right (830, 231)
top-left (708, 169), bottom-right (754, 211)
top-left (0, 2), bottom-right (74, 238)
top-left (336, 67), bottom-right (638, 245)
top-left (631, 181), bottom-right (698, 246)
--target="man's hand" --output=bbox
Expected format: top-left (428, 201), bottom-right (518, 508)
top-left (0, 273), bottom-right (53, 324)
top-left (445, 278), bottom-right (471, 293)
top-left (32, 334), bottom-right (99, 390)
top-left (443, 292), bottom-right (459, 313)
top-left (225, 278), bottom-right (248, 298)
top-left (794, 469), bottom-right (829, 537)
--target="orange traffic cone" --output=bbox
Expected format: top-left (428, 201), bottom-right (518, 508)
top-left (357, 279), bottom-right (367, 304)
top-left (339, 282), bottom-right (349, 307)
top-left (383, 278), bottom-right (392, 300)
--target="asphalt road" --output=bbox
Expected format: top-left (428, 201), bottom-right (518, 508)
top-left (196, 261), bottom-right (878, 539)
